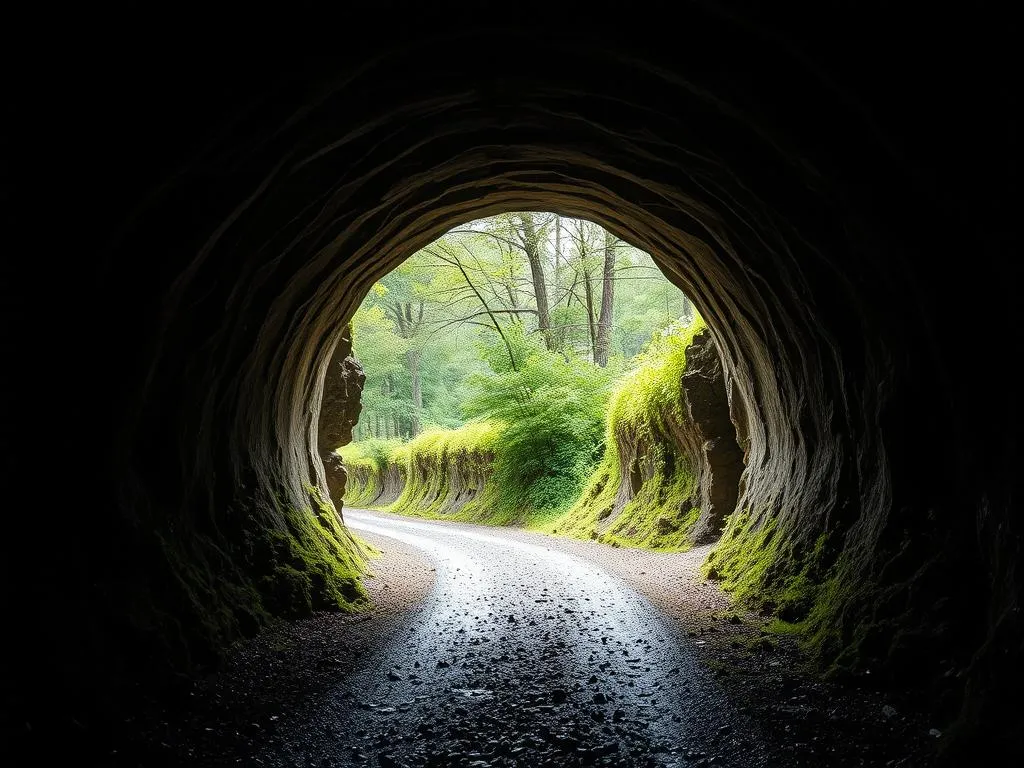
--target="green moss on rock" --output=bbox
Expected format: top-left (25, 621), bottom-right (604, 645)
top-left (387, 421), bottom-right (519, 524)
top-left (545, 319), bottom-right (707, 550)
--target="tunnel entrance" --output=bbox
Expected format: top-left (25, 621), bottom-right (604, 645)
top-left (330, 212), bottom-right (744, 551)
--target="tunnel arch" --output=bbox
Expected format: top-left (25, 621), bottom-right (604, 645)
top-left (177, 89), bottom-right (916, 560)
top-left (137, 65), bottom-right (969, 743)
top-left (7, 6), bottom-right (1020, 763)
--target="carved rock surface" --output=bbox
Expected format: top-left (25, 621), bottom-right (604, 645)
top-left (681, 331), bottom-right (746, 544)
top-left (593, 328), bottom-right (743, 546)
top-left (317, 326), bottom-right (365, 509)
top-left (346, 461), bottom-right (408, 507)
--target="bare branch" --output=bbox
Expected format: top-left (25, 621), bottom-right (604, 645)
top-left (428, 249), bottom-right (520, 372)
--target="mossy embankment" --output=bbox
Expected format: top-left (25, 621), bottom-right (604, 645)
top-left (544, 321), bottom-right (711, 549)
top-left (393, 422), bottom-right (522, 523)
top-left (342, 439), bottom-right (409, 508)
top-left (342, 422), bottom-right (532, 525)
top-left (340, 318), bottom-right (740, 553)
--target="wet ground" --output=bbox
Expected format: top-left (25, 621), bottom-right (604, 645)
top-left (118, 509), bottom-right (941, 767)
top-left (301, 510), bottom-right (767, 767)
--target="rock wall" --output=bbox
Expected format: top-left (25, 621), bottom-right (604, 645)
top-left (675, 331), bottom-right (746, 543)
top-left (389, 426), bottom-right (499, 521)
top-left (556, 327), bottom-right (743, 549)
top-left (376, 464), bottom-right (408, 506)
top-left (317, 326), bottom-right (366, 509)
top-left (345, 459), bottom-right (407, 508)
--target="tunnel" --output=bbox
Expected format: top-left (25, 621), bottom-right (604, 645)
top-left (3, 4), bottom-right (1020, 765)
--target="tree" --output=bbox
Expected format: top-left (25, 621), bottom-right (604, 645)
top-left (515, 212), bottom-right (555, 351)
top-left (377, 269), bottom-right (427, 435)
top-left (349, 212), bottom-right (696, 439)
top-left (594, 228), bottom-right (619, 367)
top-left (450, 212), bottom-right (560, 351)
top-left (562, 217), bottom-right (603, 362)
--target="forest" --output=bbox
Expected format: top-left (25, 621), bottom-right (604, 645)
top-left (353, 212), bottom-right (694, 439)
top-left (341, 212), bottom-right (705, 538)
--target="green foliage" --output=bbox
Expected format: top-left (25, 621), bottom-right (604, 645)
top-left (342, 213), bottom-right (712, 546)
top-left (337, 439), bottom-right (406, 507)
top-left (342, 316), bottom-right (714, 545)
top-left (351, 253), bottom-right (490, 440)
top-left (349, 213), bottom-right (692, 443)
top-left (339, 438), bottom-right (403, 473)
top-left (613, 261), bottom-right (696, 359)
top-left (463, 324), bottom-right (619, 513)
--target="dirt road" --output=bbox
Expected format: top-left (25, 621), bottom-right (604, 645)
top-left (254, 509), bottom-right (769, 767)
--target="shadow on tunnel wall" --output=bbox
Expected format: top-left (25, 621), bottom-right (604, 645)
top-left (3, 4), bottom-right (1020, 763)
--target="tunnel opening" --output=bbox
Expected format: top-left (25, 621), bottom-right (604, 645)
top-left (333, 211), bottom-right (744, 553)
top-left (6, 9), bottom-right (1020, 765)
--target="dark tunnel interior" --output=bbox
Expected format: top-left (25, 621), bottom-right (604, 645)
top-left (2, 4), bottom-right (1021, 765)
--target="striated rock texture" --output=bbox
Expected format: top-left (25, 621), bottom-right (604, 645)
top-left (346, 460), bottom-right (408, 508)
top-left (555, 326), bottom-right (742, 549)
top-left (317, 325), bottom-right (366, 509)
top-left (5, 4), bottom-right (1019, 763)
top-left (399, 445), bottom-right (495, 518)
top-left (386, 424), bottom-right (502, 521)
top-left (676, 330), bottom-right (745, 543)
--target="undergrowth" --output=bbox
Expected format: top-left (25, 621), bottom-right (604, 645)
top-left (341, 318), bottom-right (711, 548)
top-left (342, 324), bottom-right (617, 526)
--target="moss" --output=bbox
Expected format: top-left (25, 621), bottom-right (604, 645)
top-left (745, 635), bottom-right (777, 653)
top-left (338, 438), bottom-right (406, 507)
top-left (387, 421), bottom-right (524, 524)
top-left (702, 510), bottom-right (863, 673)
top-left (344, 416), bottom-right (608, 527)
top-left (543, 318), bottom-right (707, 550)
top-left (261, 564), bottom-right (313, 617)
top-left (764, 618), bottom-right (804, 635)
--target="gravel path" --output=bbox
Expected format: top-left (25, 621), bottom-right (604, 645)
top-left (237, 510), bottom-right (770, 767)
top-left (122, 509), bottom-right (939, 767)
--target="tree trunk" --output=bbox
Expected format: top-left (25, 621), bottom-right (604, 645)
top-left (583, 265), bottom-right (597, 362)
top-left (407, 347), bottom-right (422, 436)
top-left (594, 229), bottom-right (617, 367)
top-left (519, 212), bottom-right (553, 350)
top-left (554, 215), bottom-right (561, 273)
